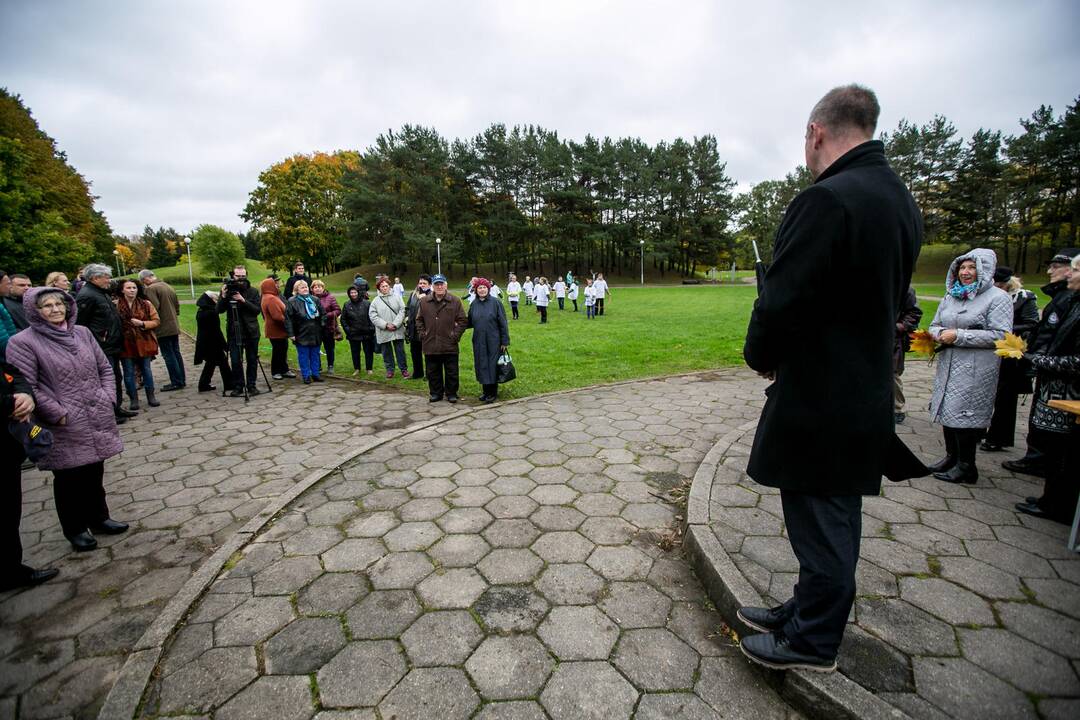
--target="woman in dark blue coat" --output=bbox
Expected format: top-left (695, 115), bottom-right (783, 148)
top-left (467, 278), bottom-right (509, 403)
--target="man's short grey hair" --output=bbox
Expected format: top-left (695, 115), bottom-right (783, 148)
top-left (83, 263), bottom-right (112, 281)
top-left (809, 84), bottom-right (880, 137)
top-left (138, 269), bottom-right (156, 282)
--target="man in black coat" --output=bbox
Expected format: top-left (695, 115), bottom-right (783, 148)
top-left (739, 85), bottom-right (922, 671)
top-left (216, 266), bottom-right (262, 396)
top-left (75, 263), bottom-right (136, 422)
top-left (283, 261), bottom-right (312, 300)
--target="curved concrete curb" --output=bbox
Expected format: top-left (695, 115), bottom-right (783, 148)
top-left (99, 368), bottom-right (738, 719)
top-left (684, 421), bottom-right (910, 720)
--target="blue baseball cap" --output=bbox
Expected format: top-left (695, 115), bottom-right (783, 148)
top-left (431, 274), bottom-right (447, 284)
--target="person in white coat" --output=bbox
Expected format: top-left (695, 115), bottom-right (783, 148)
top-left (522, 276), bottom-right (534, 306)
top-left (552, 278), bottom-right (567, 310)
top-left (369, 277), bottom-right (410, 378)
top-left (506, 274), bottom-right (522, 319)
top-left (533, 277), bottom-right (551, 324)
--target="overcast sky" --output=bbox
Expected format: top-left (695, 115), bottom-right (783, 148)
top-left (2, 0), bottom-right (1077, 236)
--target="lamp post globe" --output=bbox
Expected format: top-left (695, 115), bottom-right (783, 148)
top-left (639, 239), bottom-right (645, 285)
top-left (183, 237), bottom-right (195, 298)
top-left (435, 237), bottom-right (442, 275)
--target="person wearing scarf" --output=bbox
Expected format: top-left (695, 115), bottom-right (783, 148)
top-left (284, 280), bottom-right (326, 383)
top-left (926, 249), bottom-right (1012, 484)
top-left (116, 279), bottom-right (161, 411)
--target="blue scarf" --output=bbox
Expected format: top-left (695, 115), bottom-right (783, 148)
top-left (299, 294), bottom-right (318, 319)
top-left (949, 280), bottom-right (979, 300)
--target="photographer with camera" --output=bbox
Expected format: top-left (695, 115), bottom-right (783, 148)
top-left (216, 265), bottom-right (263, 397)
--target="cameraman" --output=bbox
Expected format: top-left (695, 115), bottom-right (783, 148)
top-left (216, 265), bottom-right (262, 396)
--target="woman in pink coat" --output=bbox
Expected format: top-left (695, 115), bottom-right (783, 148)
top-left (7, 287), bottom-right (127, 553)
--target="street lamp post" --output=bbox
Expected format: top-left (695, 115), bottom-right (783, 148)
top-left (435, 237), bottom-right (442, 275)
top-left (112, 249), bottom-right (121, 277)
top-left (639, 239), bottom-right (645, 285)
top-left (184, 237), bottom-right (195, 299)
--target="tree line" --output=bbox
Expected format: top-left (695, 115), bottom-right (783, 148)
top-left (2, 86), bottom-right (1076, 281)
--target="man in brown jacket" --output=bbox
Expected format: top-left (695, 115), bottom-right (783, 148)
top-left (139, 270), bottom-right (185, 390)
top-left (415, 274), bottom-right (467, 403)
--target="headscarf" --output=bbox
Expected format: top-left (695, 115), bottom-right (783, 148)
top-left (299, 294), bottom-right (319, 319)
top-left (473, 277), bottom-right (493, 290)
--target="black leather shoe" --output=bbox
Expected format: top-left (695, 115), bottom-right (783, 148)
top-left (429, 395), bottom-right (443, 403)
top-left (446, 395), bottom-right (458, 404)
top-left (247, 386), bottom-right (261, 395)
top-left (482, 395), bottom-right (496, 404)
top-left (114, 415), bottom-right (128, 425)
top-left (311, 377), bottom-right (323, 383)
top-left (926, 455), bottom-right (956, 473)
top-left (737, 605), bottom-right (790, 634)
top-left (0, 566), bottom-right (60, 592)
top-left (1025, 496), bottom-right (1039, 505)
top-left (894, 412), bottom-right (905, 424)
top-left (90, 519), bottom-right (129, 535)
top-left (933, 462), bottom-right (978, 484)
top-left (979, 440), bottom-right (1003, 452)
top-left (230, 389), bottom-right (245, 397)
top-left (67, 532), bottom-right (98, 552)
top-left (198, 385), bottom-right (217, 392)
top-left (1002, 459), bottom-right (1045, 477)
top-left (115, 406), bottom-right (138, 418)
top-left (1015, 501), bottom-right (1069, 524)
top-left (160, 384), bottom-right (182, 392)
top-left (740, 632), bottom-right (837, 672)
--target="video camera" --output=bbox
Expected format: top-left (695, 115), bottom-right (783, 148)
top-left (223, 271), bottom-right (249, 300)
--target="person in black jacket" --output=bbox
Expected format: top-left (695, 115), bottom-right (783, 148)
top-left (216, 266), bottom-right (262, 396)
top-left (404, 274), bottom-right (432, 381)
top-left (341, 285), bottom-right (376, 376)
top-left (1002, 248), bottom-right (1079, 475)
top-left (282, 261), bottom-right (312, 300)
top-left (2, 273), bottom-right (31, 330)
top-left (982, 266), bottom-right (1039, 451)
top-left (194, 291), bottom-right (233, 392)
top-left (892, 286), bottom-right (922, 423)
top-left (1014, 256), bottom-right (1080, 523)
top-left (284, 280), bottom-right (325, 383)
top-left (739, 85), bottom-right (922, 672)
top-left (1, 361), bottom-right (59, 591)
top-left (75, 263), bottom-right (135, 423)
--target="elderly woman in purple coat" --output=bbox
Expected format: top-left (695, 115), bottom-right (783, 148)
top-left (6, 287), bottom-right (127, 553)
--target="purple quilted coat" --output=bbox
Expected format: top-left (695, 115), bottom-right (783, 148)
top-left (6, 287), bottom-right (124, 470)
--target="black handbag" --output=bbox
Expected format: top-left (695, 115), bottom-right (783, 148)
top-left (496, 351), bottom-right (516, 384)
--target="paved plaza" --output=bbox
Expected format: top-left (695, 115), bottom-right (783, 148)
top-left (0, 346), bottom-right (1077, 719)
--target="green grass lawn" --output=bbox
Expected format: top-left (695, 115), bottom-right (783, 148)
top-left (177, 286), bottom-right (758, 400)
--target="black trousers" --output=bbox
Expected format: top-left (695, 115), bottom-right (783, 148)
top-left (510, 301), bottom-right (519, 319)
top-left (269, 338), bottom-right (289, 375)
top-left (779, 490), bottom-right (862, 658)
top-left (409, 340), bottom-right (425, 379)
top-left (229, 336), bottom-right (259, 388)
top-left (1036, 430), bottom-right (1080, 521)
top-left (349, 336), bottom-right (376, 371)
top-left (425, 354), bottom-right (459, 398)
top-left (199, 351), bottom-right (234, 391)
top-left (482, 383), bottom-right (498, 400)
top-left (596, 297), bottom-right (605, 315)
top-left (557, 297), bottom-right (565, 310)
top-left (1, 433), bottom-right (26, 577)
top-left (986, 386), bottom-right (1021, 447)
top-left (53, 461), bottom-right (109, 538)
top-left (107, 354), bottom-right (124, 410)
top-left (539, 306), bottom-right (548, 323)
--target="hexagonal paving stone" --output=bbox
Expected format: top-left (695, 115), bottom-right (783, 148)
top-left (254, 556), bottom-right (324, 595)
top-left (466, 635), bottom-right (555, 700)
top-left (447, 486), bottom-right (495, 507)
top-left (537, 605), bottom-right (619, 660)
top-left (913, 657), bottom-right (1037, 720)
top-left (214, 595), bottom-right (295, 646)
top-left (529, 506), bottom-right (586, 531)
top-left (855, 598), bottom-right (958, 656)
top-left (586, 545), bottom-right (653, 581)
top-left (612, 628), bottom-right (698, 691)
top-left (634, 693), bottom-right (718, 720)
top-left (429, 534), bottom-right (492, 568)
top-left (486, 495), bottom-right (540, 519)
top-left (579, 517), bottom-right (637, 545)
top-left (344, 511), bottom-right (400, 538)
top-left (478, 548), bottom-right (544, 584)
top-left (417, 568), bottom-right (488, 609)
top-left (320, 538), bottom-right (386, 572)
top-left (490, 477), bottom-right (535, 495)
top-left (408, 477), bottom-right (456, 498)
top-left (297, 573), bottom-right (369, 615)
top-left (377, 667), bottom-right (479, 720)
top-left (418, 460), bottom-right (461, 477)
top-left (401, 610), bottom-right (485, 667)
top-left (483, 519), bottom-right (541, 548)
top-left (473, 586), bottom-right (550, 633)
top-left (157, 647), bottom-right (258, 714)
top-left (283, 526), bottom-right (345, 556)
top-left (384, 521), bottom-right (444, 551)
top-left (345, 590), bottom-right (422, 639)
top-left (599, 582), bottom-right (672, 629)
top-left (540, 661), bottom-right (638, 720)
top-left (362, 488), bottom-right (410, 511)
top-left (317, 641), bottom-right (406, 708)
top-left (472, 701), bottom-right (549, 720)
top-left (399, 498), bottom-right (451, 522)
top-left (454, 468), bottom-right (497, 486)
top-left (532, 532), bottom-right (595, 563)
top-left (535, 564), bottom-right (606, 605)
top-left (367, 551), bottom-right (436, 590)
top-left (898, 576), bottom-right (995, 626)
top-left (265, 617), bottom-right (347, 675)
top-left (215, 675), bottom-right (314, 720)
top-left (437, 507), bottom-right (494, 534)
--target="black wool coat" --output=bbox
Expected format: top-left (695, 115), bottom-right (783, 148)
top-left (75, 283), bottom-right (124, 357)
top-left (468, 296), bottom-right (509, 385)
top-left (193, 294), bottom-right (227, 365)
top-left (744, 140), bottom-right (923, 496)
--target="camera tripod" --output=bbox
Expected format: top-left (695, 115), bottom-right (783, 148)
top-left (223, 300), bottom-right (273, 402)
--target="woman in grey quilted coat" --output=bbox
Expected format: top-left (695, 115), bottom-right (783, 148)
top-left (927, 248), bottom-right (1012, 484)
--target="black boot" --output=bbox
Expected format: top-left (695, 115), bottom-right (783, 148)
top-left (145, 388), bottom-right (160, 407)
top-left (935, 429), bottom-right (978, 484)
top-left (127, 394), bottom-right (140, 412)
top-left (927, 426), bottom-right (958, 473)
